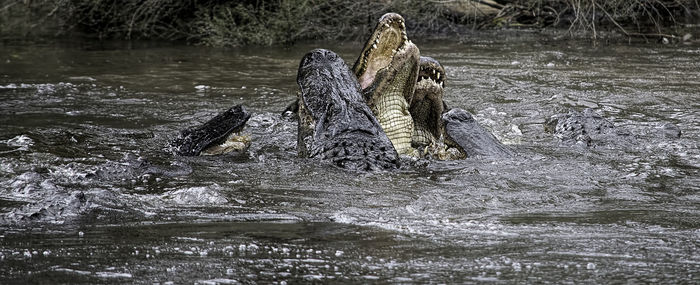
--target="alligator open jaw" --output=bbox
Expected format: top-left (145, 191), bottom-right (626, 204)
top-left (411, 56), bottom-right (446, 148)
top-left (417, 56), bottom-right (445, 90)
top-left (352, 13), bottom-right (409, 91)
top-left (352, 13), bottom-right (419, 155)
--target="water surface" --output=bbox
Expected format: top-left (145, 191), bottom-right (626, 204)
top-left (1, 36), bottom-right (698, 283)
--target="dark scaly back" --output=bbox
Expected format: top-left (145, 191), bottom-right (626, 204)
top-left (296, 49), bottom-right (400, 171)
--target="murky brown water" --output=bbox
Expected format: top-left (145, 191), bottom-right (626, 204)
top-left (1, 35), bottom-right (699, 283)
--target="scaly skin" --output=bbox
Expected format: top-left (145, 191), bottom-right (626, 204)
top-left (296, 49), bottom-right (399, 171)
top-left (544, 108), bottom-right (623, 147)
top-left (352, 13), bottom-right (420, 156)
top-left (291, 12), bottom-right (511, 161)
top-left (170, 105), bottom-right (251, 156)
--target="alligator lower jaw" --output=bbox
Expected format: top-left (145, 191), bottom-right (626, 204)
top-left (368, 42), bottom-right (420, 156)
top-left (374, 88), bottom-right (414, 155)
top-left (354, 15), bottom-right (408, 90)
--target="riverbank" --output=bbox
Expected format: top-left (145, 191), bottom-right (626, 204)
top-left (1, 0), bottom-right (698, 45)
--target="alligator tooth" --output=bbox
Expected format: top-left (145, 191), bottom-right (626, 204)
top-left (432, 70), bottom-right (436, 74)
top-left (437, 72), bottom-right (440, 79)
top-left (372, 43), bottom-right (377, 49)
top-left (440, 82), bottom-right (444, 88)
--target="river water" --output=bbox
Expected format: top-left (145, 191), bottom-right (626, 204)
top-left (0, 35), bottom-right (698, 283)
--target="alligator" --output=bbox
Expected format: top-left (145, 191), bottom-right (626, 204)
top-left (353, 13), bottom-right (512, 159)
top-left (411, 56), bottom-right (446, 149)
top-left (169, 105), bottom-right (251, 156)
top-left (442, 108), bottom-right (515, 157)
top-left (170, 12), bottom-right (512, 170)
top-left (351, 13), bottom-right (420, 156)
top-left (411, 56), bottom-right (515, 159)
top-left (544, 108), bottom-right (631, 147)
top-left (296, 49), bottom-right (399, 171)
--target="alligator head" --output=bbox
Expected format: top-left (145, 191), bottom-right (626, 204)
top-left (411, 57), bottom-right (513, 159)
top-left (442, 108), bottom-right (514, 158)
top-left (352, 13), bottom-right (420, 156)
top-left (296, 49), bottom-right (399, 171)
top-left (170, 105), bottom-right (251, 156)
top-left (411, 56), bottom-right (446, 148)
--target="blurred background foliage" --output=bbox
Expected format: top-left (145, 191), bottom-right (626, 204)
top-left (1, 0), bottom-right (698, 45)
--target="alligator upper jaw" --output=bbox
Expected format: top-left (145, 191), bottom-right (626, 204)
top-left (416, 56), bottom-right (445, 90)
top-left (370, 41), bottom-right (420, 101)
top-left (352, 13), bottom-right (409, 91)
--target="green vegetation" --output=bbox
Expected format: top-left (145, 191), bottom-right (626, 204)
top-left (1, 0), bottom-right (698, 45)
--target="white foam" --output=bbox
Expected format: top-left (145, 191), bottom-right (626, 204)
top-left (95, 272), bottom-right (133, 278)
top-left (163, 184), bottom-right (228, 205)
top-left (6, 135), bottom-right (33, 149)
top-left (196, 279), bottom-right (240, 284)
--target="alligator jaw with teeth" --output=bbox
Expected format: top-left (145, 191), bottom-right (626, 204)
top-left (352, 13), bottom-right (419, 156)
top-left (353, 13), bottom-right (409, 91)
top-left (173, 12), bottom-right (513, 166)
top-left (411, 56), bottom-right (447, 149)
